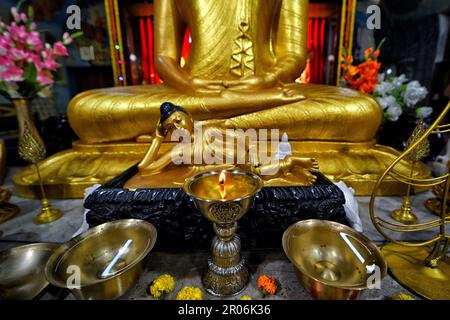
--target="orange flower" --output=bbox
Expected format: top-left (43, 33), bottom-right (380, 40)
top-left (347, 65), bottom-right (359, 76)
top-left (340, 42), bottom-right (383, 95)
top-left (257, 275), bottom-right (278, 296)
top-left (364, 47), bottom-right (373, 57)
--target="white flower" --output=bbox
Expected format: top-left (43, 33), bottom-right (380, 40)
top-left (391, 74), bottom-right (408, 91)
top-left (416, 106), bottom-right (433, 118)
top-left (402, 80), bottom-right (428, 107)
top-left (396, 74), bottom-right (408, 84)
top-left (385, 100), bottom-right (403, 121)
top-left (376, 95), bottom-right (397, 110)
top-left (374, 81), bottom-right (394, 97)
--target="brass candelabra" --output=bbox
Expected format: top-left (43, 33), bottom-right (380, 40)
top-left (369, 101), bottom-right (450, 300)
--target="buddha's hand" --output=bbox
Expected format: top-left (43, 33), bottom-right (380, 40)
top-left (221, 86), bottom-right (305, 105)
top-left (188, 77), bottom-right (225, 95)
top-left (223, 74), bottom-right (279, 91)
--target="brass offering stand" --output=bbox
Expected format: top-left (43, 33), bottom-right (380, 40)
top-left (13, 99), bottom-right (62, 224)
top-left (370, 101), bottom-right (450, 300)
top-left (391, 120), bottom-right (429, 225)
top-left (184, 169), bottom-right (263, 297)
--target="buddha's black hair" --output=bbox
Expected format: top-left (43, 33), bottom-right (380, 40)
top-left (159, 102), bottom-right (189, 123)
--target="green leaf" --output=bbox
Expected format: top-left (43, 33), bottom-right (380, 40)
top-left (16, 0), bottom-right (27, 11)
top-left (373, 92), bottom-right (381, 97)
top-left (31, 84), bottom-right (49, 97)
top-left (23, 63), bottom-right (37, 83)
top-left (376, 38), bottom-right (386, 51)
top-left (28, 5), bottom-right (34, 21)
top-left (70, 31), bottom-right (84, 39)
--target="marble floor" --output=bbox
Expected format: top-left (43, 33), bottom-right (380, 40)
top-left (1, 167), bottom-right (446, 300)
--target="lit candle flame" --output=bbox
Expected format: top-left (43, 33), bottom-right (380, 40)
top-left (219, 172), bottom-right (226, 199)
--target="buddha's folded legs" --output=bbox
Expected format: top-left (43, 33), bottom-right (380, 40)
top-left (68, 83), bottom-right (381, 144)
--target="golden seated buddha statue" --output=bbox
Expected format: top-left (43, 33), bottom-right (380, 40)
top-left (14, 0), bottom-right (428, 198)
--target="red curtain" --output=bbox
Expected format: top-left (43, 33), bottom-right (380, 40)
top-left (308, 17), bottom-right (327, 84)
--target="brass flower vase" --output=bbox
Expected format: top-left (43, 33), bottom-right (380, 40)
top-left (12, 99), bottom-right (62, 224)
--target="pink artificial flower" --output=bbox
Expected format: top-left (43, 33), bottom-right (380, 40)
top-left (25, 31), bottom-right (43, 50)
top-left (63, 32), bottom-right (73, 45)
top-left (43, 58), bottom-right (59, 70)
top-left (41, 47), bottom-right (53, 59)
top-left (10, 7), bottom-right (20, 22)
top-left (53, 41), bottom-right (68, 56)
top-left (0, 55), bottom-right (13, 67)
top-left (1, 65), bottom-right (24, 82)
top-left (8, 22), bottom-right (28, 41)
top-left (0, 36), bottom-right (8, 55)
top-left (10, 47), bottom-right (28, 60)
top-left (19, 13), bottom-right (27, 22)
top-left (0, 34), bottom-right (12, 50)
top-left (37, 71), bottom-right (54, 85)
top-left (25, 52), bottom-right (43, 70)
top-left (30, 22), bottom-right (37, 30)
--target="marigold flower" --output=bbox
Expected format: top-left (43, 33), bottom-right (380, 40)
top-left (257, 275), bottom-right (278, 296)
top-left (149, 274), bottom-right (175, 299)
top-left (176, 286), bottom-right (203, 300)
top-left (391, 293), bottom-right (415, 300)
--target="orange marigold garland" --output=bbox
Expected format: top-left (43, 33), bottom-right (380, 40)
top-left (340, 39), bottom-right (385, 94)
top-left (257, 274), bottom-right (279, 297)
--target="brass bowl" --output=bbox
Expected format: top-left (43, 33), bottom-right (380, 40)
top-left (45, 219), bottom-right (157, 300)
top-left (283, 219), bottom-right (386, 300)
top-left (0, 243), bottom-right (59, 299)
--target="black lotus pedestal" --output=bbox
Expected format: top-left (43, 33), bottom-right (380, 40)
top-left (84, 165), bottom-right (348, 250)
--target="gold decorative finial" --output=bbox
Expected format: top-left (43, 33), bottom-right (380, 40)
top-left (406, 119), bottom-right (430, 162)
top-left (13, 98), bottom-right (62, 224)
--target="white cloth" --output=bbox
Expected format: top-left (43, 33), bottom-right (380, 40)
top-left (72, 184), bottom-right (102, 238)
top-left (334, 181), bottom-right (363, 232)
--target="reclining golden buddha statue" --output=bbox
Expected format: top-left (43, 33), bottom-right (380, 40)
top-left (14, 0), bottom-right (428, 198)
